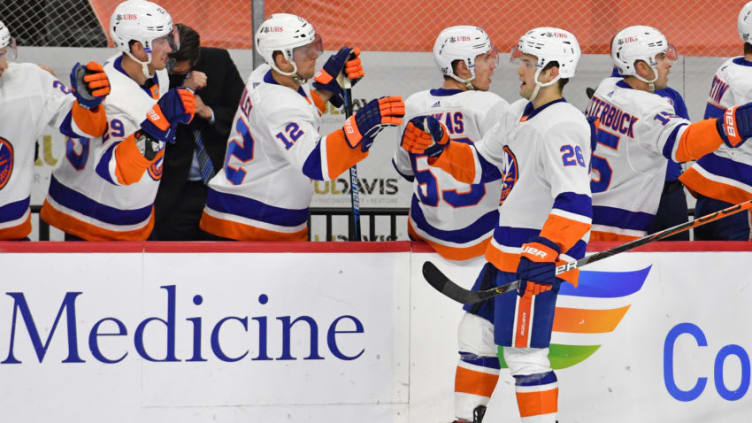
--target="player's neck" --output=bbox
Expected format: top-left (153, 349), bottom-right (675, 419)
top-left (531, 86), bottom-right (562, 109)
top-left (441, 78), bottom-right (468, 91)
top-left (271, 70), bottom-right (301, 92)
top-left (121, 54), bottom-right (153, 86)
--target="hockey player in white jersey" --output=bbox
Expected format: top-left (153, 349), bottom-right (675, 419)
top-left (41, 0), bottom-right (196, 240)
top-left (586, 25), bottom-right (752, 241)
top-left (200, 13), bottom-right (404, 241)
top-left (404, 28), bottom-right (591, 423)
top-left (680, 1), bottom-right (752, 240)
top-left (393, 26), bottom-right (508, 261)
top-left (0, 20), bottom-right (111, 240)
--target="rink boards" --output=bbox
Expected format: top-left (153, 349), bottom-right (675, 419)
top-left (0, 241), bottom-right (751, 422)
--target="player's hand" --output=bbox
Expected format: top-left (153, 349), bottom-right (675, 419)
top-left (343, 96), bottom-right (404, 152)
top-left (70, 61), bottom-right (110, 110)
top-left (719, 103), bottom-right (752, 148)
top-left (313, 47), bottom-right (364, 108)
top-left (401, 116), bottom-right (449, 158)
top-left (515, 236), bottom-right (562, 297)
top-left (140, 88), bottom-right (195, 143)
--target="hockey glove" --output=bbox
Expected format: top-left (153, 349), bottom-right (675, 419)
top-left (515, 236), bottom-right (562, 297)
top-left (69, 62), bottom-right (110, 110)
top-left (401, 116), bottom-right (449, 158)
top-left (344, 96), bottom-right (404, 151)
top-left (140, 88), bottom-right (195, 144)
top-left (313, 47), bottom-right (364, 108)
top-left (717, 103), bottom-right (752, 148)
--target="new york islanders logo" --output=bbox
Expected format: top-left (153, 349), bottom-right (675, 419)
top-left (0, 137), bottom-right (13, 191)
top-left (499, 146), bottom-right (518, 205)
top-left (499, 266), bottom-right (651, 369)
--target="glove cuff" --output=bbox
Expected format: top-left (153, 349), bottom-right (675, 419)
top-left (520, 236), bottom-right (561, 263)
top-left (719, 107), bottom-right (742, 147)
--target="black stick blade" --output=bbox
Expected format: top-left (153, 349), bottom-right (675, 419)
top-left (422, 261), bottom-right (504, 305)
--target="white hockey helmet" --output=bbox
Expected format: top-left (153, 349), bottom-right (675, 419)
top-left (0, 20), bottom-right (17, 61)
top-left (255, 13), bottom-right (322, 78)
top-left (611, 25), bottom-right (677, 87)
top-left (433, 25), bottom-right (496, 89)
top-left (511, 27), bottom-right (580, 99)
top-left (110, 0), bottom-right (176, 76)
top-left (739, 2), bottom-right (752, 42)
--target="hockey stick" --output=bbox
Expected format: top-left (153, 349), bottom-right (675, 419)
top-left (423, 198), bottom-right (752, 305)
top-left (342, 75), bottom-right (361, 241)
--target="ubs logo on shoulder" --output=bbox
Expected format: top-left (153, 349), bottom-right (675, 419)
top-left (0, 137), bottom-right (13, 190)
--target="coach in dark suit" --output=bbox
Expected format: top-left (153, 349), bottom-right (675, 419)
top-left (152, 23), bottom-right (245, 240)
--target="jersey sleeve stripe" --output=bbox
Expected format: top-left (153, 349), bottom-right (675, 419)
top-left (428, 141), bottom-right (478, 184)
top-left (551, 192), bottom-right (592, 220)
top-left (70, 102), bottom-right (108, 138)
top-left (673, 119), bottom-right (723, 162)
top-left (323, 129), bottom-right (369, 180)
top-left (46, 175), bottom-right (153, 225)
top-left (539, 214), bottom-right (591, 252)
top-left (302, 141), bottom-right (324, 180)
top-left (704, 102), bottom-right (726, 119)
top-left (95, 143), bottom-right (119, 185)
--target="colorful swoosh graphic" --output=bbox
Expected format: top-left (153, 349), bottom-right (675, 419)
top-left (500, 266), bottom-right (652, 369)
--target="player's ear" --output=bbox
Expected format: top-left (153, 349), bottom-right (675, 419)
top-left (452, 60), bottom-right (471, 80)
top-left (635, 60), bottom-right (653, 80)
top-left (541, 65), bottom-right (559, 83)
top-left (273, 51), bottom-right (293, 72)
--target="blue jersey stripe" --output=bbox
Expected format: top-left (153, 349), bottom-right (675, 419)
top-left (48, 176), bottom-right (152, 225)
top-left (661, 123), bottom-right (686, 161)
top-left (410, 196), bottom-right (497, 243)
top-left (206, 188), bottom-right (309, 227)
top-left (302, 141), bottom-right (324, 180)
top-left (593, 205), bottom-right (654, 231)
top-left (694, 152), bottom-right (752, 186)
top-left (704, 102), bottom-right (725, 120)
top-left (95, 143), bottom-right (118, 185)
top-left (552, 192), bottom-right (592, 218)
top-left (0, 197), bottom-right (30, 223)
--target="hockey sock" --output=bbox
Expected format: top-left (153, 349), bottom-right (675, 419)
top-left (454, 353), bottom-right (500, 420)
top-left (514, 370), bottom-right (558, 422)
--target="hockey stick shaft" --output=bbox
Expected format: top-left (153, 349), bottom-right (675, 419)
top-left (424, 198), bottom-right (752, 305)
top-left (343, 78), bottom-right (361, 241)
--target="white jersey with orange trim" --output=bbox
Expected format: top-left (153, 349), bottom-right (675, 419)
top-left (200, 64), bottom-right (369, 241)
top-left (680, 57), bottom-right (752, 204)
top-left (40, 54), bottom-right (169, 240)
top-left (0, 62), bottom-right (106, 240)
top-left (393, 88), bottom-right (508, 260)
top-left (475, 99), bottom-right (592, 280)
top-left (585, 77), bottom-right (702, 241)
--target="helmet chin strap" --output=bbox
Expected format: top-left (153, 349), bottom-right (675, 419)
top-left (529, 67), bottom-right (560, 102)
top-left (270, 59), bottom-right (308, 84)
top-left (125, 50), bottom-right (155, 80)
top-left (633, 68), bottom-right (658, 92)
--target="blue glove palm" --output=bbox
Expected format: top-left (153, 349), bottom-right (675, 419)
top-left (70, 62), bottom-right (110, 110)
top-left (516, 236), bottom-right (562, 296)
top-left (140, 88), bottom-right (195, 143)
top-left (313, 47), bottom-right (364, 108)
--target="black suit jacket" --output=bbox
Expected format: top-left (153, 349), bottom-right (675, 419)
top-left (154, 47), bottom-right (245, 224)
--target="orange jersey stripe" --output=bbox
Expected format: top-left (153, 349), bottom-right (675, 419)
top-left (309, 90), bottom-right (327, 115)
top-left (200, 210), bottom-right (307, 241)
top-left (71, 101), bottom-right (108, 138)
top-left (40, 199), bottom-right (154, 241)
top-left (553, 305), bottom-right (630, 333)
top-left (114, 134), bottom-right (162, 185)
top-left (485, 244), bottom-right (579, 286)
top-left (0, 214), bottom-right (32, 240)
top-left (516, 387), bottom-right (559, 418)
top-left (679, 167), bottom-right (752, 204)
top-left (408, 221), bottom-right (489, 261)
top-left (590, 231), bottom-right (639, 242)
top-left (325, 129), bottom-right (369, 180)
top-left (539, 214), bottom-right (591, 253)
top-left (455, 366), bottom-right (499, 397)
top-left (427, 141), bottom-right (476, 184)
top-left (675, 119), bottom-right (723, 162)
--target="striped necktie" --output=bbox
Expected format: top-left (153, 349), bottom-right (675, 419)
top-left (193, 129), bottom-right (215, 184)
